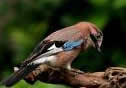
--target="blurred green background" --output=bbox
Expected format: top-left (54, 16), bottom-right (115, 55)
top-left (0, 0), bottom-right (126, 88)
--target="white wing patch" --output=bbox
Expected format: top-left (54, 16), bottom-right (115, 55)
top-left (45, 43), bottom-right (63, 56)
top-left (48, 44), bottom-right (57, 50)
top-left (32, 56), bottom-right (57, 65)
top-left (30, 44), bottom-right (64, 65)
top-left (32, 44), bottom-right (63, 59)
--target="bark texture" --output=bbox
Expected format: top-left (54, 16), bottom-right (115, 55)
top-left (25, 65), bottom-right (126, 88)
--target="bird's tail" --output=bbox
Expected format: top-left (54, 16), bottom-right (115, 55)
top-left (1, 64), bottom-right (39, 87)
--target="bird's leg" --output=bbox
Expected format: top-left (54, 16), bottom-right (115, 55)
top-left (48, 66), bottom-right (61, 71)
top-left (65, 64), bottom-right (84, 74)
top-left (70, 68), bottom-right (84, 74)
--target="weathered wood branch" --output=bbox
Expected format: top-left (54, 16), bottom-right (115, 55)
top-left (25, 65), bottom-right (126, 88)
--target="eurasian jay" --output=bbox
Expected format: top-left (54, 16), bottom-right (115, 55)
top-left (1, 22), bottom-right (103, 86)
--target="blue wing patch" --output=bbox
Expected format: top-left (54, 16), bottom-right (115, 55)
top-left (63, 39), bottom-right (84, 51)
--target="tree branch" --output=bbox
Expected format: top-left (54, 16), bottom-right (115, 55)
top-left (25, 65), bottom-right (126, 88)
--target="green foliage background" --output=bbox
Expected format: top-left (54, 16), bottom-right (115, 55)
top-left (0, 0), bottom-right (126, 88)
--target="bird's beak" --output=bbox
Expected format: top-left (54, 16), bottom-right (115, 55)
top-left (90, 33), bottom-right (103, 53)
top-left (96, 45), bottom-right (101, 52)
top-left (95, 40), bottom-right (102, 53)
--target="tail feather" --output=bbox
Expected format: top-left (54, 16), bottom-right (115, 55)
top-left (1, 64), bottom-right (39, 87)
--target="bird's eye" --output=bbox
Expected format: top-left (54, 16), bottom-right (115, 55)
top-left (96, 32), bottom-right (102, 39)
top-left (96, 34), bottom-right (101, 39)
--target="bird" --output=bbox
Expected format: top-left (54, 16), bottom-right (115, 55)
top-left (1, 22), bottom-right (103, 87)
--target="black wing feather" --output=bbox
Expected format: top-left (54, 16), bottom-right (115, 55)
top-left (21, 40), bottom-right (65, 67)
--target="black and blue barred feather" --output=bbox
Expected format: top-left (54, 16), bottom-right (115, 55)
top-left (63, 40), bottom-right (84, 51)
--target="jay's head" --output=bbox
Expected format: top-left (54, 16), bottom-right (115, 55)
top-left (76, 22), bottom-right (103, 52)
top-left (89, 25), bottom-right (103, 52)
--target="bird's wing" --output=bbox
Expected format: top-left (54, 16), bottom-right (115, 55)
top-left (22, 39), bottom-right (84, 66)
top-left (21, 40), bottom-right (66, 67)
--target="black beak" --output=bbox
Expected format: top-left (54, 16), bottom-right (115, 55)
top-left (95, 41), bottom-right (101, 53)
top-left (96, 45), bottom-right (101, 52)
top-left (90, 34), bottom-right (102, 53)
